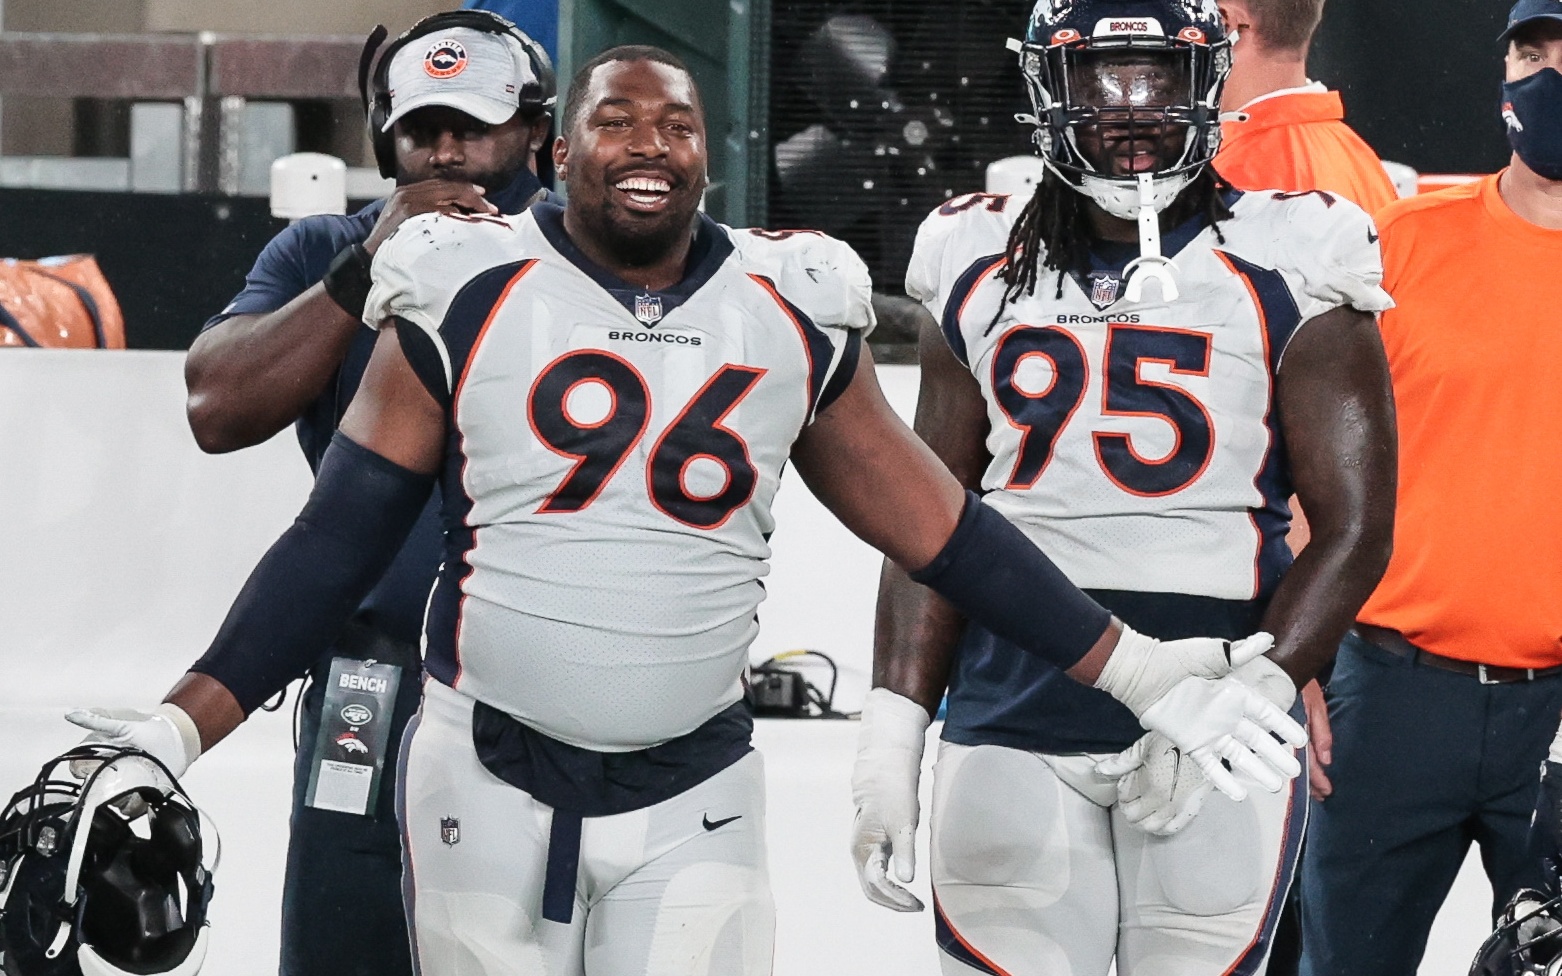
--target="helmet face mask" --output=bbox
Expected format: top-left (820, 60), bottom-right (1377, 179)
top-left (1017, 0), bottom-right (1232, 220)
top-left (0, 748), bottom-right (216, 976)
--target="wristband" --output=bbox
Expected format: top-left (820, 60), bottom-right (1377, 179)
top-left (155, 702), bottom-right (205, 766)
top-left (322, 243), bottom-right (373, 319)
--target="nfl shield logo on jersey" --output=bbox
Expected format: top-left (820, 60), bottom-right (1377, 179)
top-left (440, 816), bottom-right (460, 846)
top-left (634, 293), bottom-right (663, 326)
top-left (1088, 272), bottom-right (1123, 310)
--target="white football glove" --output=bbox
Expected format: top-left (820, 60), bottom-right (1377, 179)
top-left (1097, 733), bottom-right (1210, 836)
top-left (65, 703), bottom-right (202, 780)
top-left (850, 688), bottom-right (931, 912)
top-left (1095, 628), bottom-right (1305, 802)
top-left (1100, 651), bottom-right (1301, 835)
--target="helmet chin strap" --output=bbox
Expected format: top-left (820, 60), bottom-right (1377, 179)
top-left (1123, 172), bottom-right (1179, 303)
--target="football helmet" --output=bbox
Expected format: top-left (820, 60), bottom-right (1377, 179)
top-left (0, 747), bottom-right (218, 976)
top-left (1011, 0), bottom-right (1232, 298)
top-left (1470, 888), bottom-right (1562, 976)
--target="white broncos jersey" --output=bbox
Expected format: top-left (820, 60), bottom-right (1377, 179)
top-left (907, 188), bottom-right (1392, 601)
top-left (364, 205), bottom-right (872, 750)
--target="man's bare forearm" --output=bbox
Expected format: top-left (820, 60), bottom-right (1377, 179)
top-left (185, 285), bottom-right (361, 453)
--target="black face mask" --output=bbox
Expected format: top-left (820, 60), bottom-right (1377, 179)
top-left (1503, 67), bottom-right (1562, 180)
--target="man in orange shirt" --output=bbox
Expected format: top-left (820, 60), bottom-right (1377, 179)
top-left (1299, 4), bottom-right (1562, 973)
top-left (1214, 0), bottom-right (1397, 213)
top-left (1216, 0), bottom-right (1397, 820)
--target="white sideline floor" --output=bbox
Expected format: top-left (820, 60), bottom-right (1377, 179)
top-left (2, 350), bottom-right (1492, 974)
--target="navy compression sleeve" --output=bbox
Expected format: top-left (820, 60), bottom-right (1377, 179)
top-left (910, 491), bottom-right (1112, 671)
top-left (191, 432), bottom-right (436, 713)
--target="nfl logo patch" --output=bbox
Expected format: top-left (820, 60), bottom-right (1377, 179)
top-left (634, 293), bottom-right (663, 326)
top-left (1088, 272), bottom-right (1123, 310)
top-left (440, 817), bottom-right (460, 847)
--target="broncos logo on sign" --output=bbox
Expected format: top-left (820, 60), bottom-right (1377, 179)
top-left (423, 38), bottom-right (468, 79)
top-left (335, 732), bottom-right (370, 756)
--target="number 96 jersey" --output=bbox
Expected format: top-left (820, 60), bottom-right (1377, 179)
top-left (907, 189), bottom-right (1392, 602)
top-left (364, 203), bottom-right (872, 751)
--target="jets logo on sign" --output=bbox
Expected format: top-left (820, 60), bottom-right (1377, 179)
top-left (423, 39), bottom-right (468, 79)
top-left (440, 817), bottom-right (460, 846)
top-left (340, 703), bottom-right (373, 726)
top-left (1088, 272), bottom-right (1123, 310)
top-left (635, 293), bottom-right (664, 326)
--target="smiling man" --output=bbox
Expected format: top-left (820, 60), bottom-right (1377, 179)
top-left (66, 44), bottom-right (1310, 976)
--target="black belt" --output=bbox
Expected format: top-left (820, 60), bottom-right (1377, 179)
top-left (1353, 623), bottom-right (1562, 684)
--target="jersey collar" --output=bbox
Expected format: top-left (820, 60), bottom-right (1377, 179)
top-left (1222, 88), bottom-right (1345, 140)
top-left (1066, 188), bottom-right (1242, 306)
top-left (529, 202), bottom-right (734, 322)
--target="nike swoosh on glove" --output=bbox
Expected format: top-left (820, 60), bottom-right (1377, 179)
top-left (851, 688), bottom-right (931, 912)
top-left (1096, 629), bottom-right (1305, 802)
top-left (1100, 649), bottom-right (1301, 834)
top-left (65, 703), bottom-right (202, 779)
top-left (1097, 733), bottom-right (1210, 836)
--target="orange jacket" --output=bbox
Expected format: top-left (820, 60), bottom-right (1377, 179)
top-left (1215, 88), bottom-right (1399, 215)
top-left (1358, 174), bottom-right (1562, 667)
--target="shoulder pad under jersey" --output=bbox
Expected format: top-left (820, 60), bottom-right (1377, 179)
top-left (363, 211), bottom-right (525, 335)
top-left (727, 227), bottom-right (876, 334)
top-left (1231, 189), bottom-right (1394, 322)
top-left (905, 192), bottom-right (1020, 316)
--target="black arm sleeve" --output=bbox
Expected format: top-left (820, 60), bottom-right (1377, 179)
top-left (190, 432), bottom-right (436, 713)
top-left (910, 491), bottom-right (1112, 671)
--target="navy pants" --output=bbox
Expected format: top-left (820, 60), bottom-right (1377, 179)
top-left (279, 625), bottom-right (422, 976)
top-left (1299, 631), bottom-right (1562, 976)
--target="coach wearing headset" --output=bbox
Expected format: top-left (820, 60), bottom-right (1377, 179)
top-left (177, 12), bottom-right (551, 976)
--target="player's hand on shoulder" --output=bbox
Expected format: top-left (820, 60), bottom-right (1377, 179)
top-left (64, 703), bottom-right (203, 779)
top-left (1095, 629), bottom-right (1305, 802)
top-left (1097, 731), bottom-right (1211, 836)
top-left (364, 179), bottom-right (499, 254)
top-left (850, 688), bottom-right (931, 912)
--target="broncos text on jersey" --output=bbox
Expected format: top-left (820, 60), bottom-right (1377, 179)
top-left (906, 188), bottom-right (1392, 602)
top-left (362, 203), bottom-right (873, 751)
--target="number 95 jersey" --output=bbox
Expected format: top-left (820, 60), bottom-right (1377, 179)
top-left (908, 189), bottom-right (1392, 602)
top-left (364, 203), bottom-right (872, 751)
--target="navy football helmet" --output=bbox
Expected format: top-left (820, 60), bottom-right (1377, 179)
top-left (1013, 0), bottom-right (1231, 220)
top-left (0, 747), bottom-right (217, 976)
top-left (1470, 889), bottom-right (1562, 976)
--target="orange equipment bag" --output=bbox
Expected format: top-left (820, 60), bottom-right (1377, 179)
top-left (0, 255), bottom-right (125, 349)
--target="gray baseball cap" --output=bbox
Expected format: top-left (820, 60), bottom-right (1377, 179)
top-left (381, 26), bottom-right (540, 131)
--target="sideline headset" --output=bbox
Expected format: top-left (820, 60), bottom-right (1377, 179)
top-left (357, 10), bottom-right (557, 179)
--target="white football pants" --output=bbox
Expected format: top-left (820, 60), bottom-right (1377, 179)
top-left (930, 740), bottom-right (1305, 976)
top-left (398, 679), bottom-right (775, 976)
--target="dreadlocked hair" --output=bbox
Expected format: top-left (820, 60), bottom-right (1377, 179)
top-left (987, 166), bottom-right (1236, 333)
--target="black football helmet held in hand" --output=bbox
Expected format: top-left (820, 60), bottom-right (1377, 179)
top-left (1470, 888), bottom-right (1562, 976)
top-left (0, 747), bottom-right (217, 976)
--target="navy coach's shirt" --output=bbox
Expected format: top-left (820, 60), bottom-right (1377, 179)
top-left (203, 171), bottom-right (542, 643)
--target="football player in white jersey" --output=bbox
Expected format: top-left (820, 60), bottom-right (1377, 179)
top-left (852, 2), bottom-right (1398, 974)
top-left (66, 45), bottom-right (1309, 976)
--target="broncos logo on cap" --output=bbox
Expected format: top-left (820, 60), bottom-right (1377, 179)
top-left (423, 38), bottom-right (468, 79)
